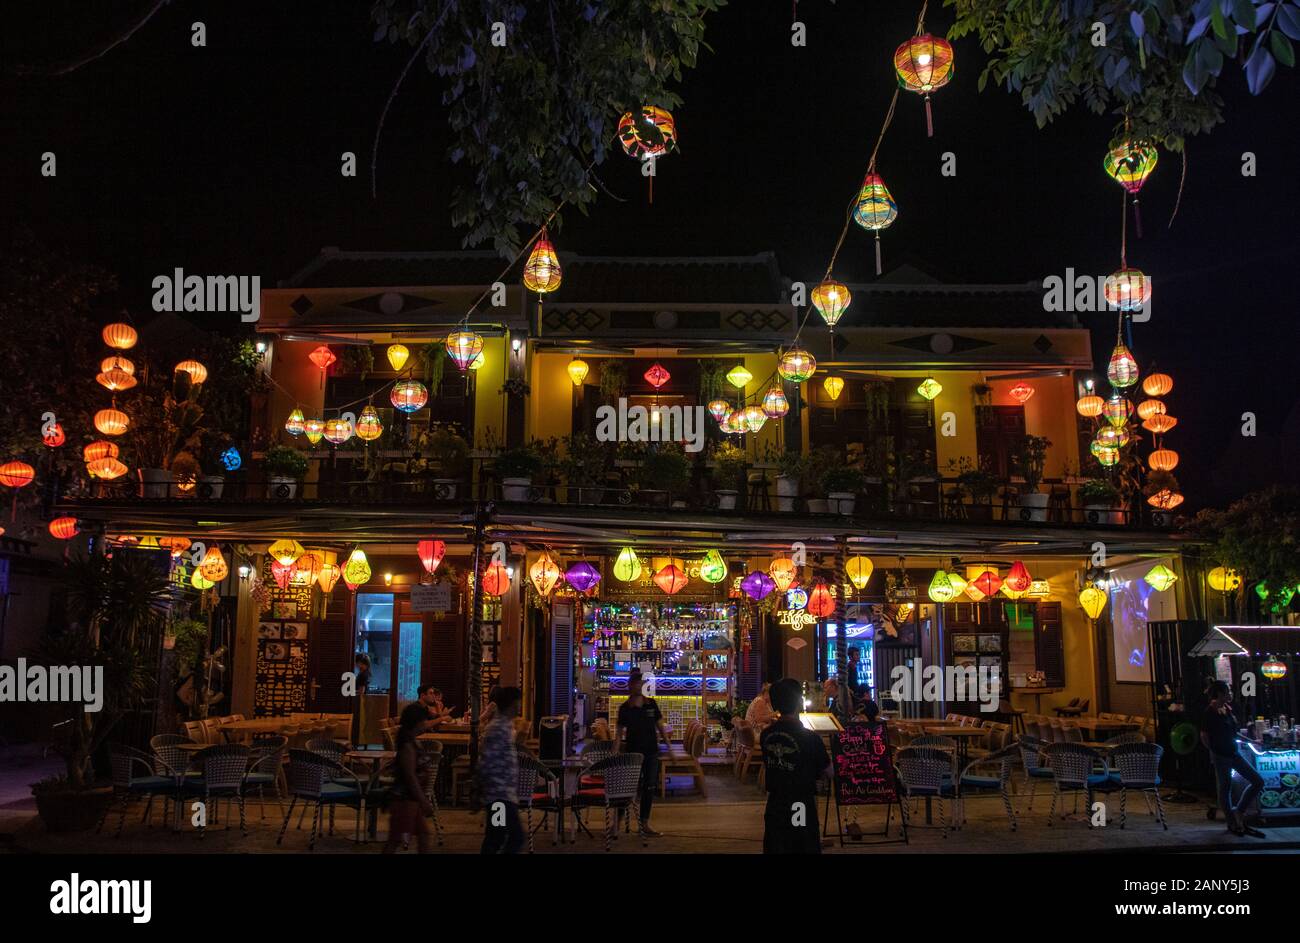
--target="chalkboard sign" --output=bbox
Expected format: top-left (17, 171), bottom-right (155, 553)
top-left (831, 721), bottom-right (895, 806)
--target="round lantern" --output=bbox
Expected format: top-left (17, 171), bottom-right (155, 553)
top-left (741, 405), bottom-right (767, 433)
top-left (191, 569), bottom-right (215, 591)
top-left (175, 360), bottom-right (208, 385)
top-left (309, 346), bottom-right (336, 373)
top-left (565, 561), bottom-right (601, 593)
top-left (1144, 564), bottom-right (1178, 592)
top-left (94, 408), bottom-right (129, 437)
top-left (895, 32), bottom-right (954, 135)
top-left (1076, 394), bottom-right (1105, 418)
top-left (529, 552), bottom-right (560, 596)
top-left (916, 378), bottom-right (942, 401)
top-left (613, 547), bottom-right (642, 582)
top-left (567, 358), bottom-right (590, 387)
top-left (1146, 489), bottom-right (1184, 510)
top-left (386, 344), bottom-right (409, 372)
top-left (769, 557), bottom-right (797, 593)
top-left (845, 556), bottom-right (874, 590)
top-left (317, 562), bottom-right (342, 594)
top-left (102, 322), bottom-right (138, 350)
top-left (268, 538), bottom-right (304, 567)
top-left (654, 564), bottom-right (688, 596)
top-left (417, 539), bottom-right (446, 575)
top-left (87, 457), bottom-right (128, 480)
top-left (1103, 141), bottom-right (1158, 193)
top-left (101, 356), bottom-right (135, 376)
top-left (811, 279), bottom-right (851, 329)
top-left (355, 405), bottom-right (383, 442)
top-left (1260, 659), bottom-right (1287, 681)
top-left (445, 331), bottom-right (484, 372)
top-left (741, 570), bottom-right (776, 600)
top-left (199, 546), bottom-right (229, 582)
top-left (48, 516), bottom-right (79, 540)
top-left (644, 363), bottom-right (671, 390)
top-left (342, 548), bottom-right (372, 591)
top-left (807, 582), bottom-right (836, 618)
top-left (823, 376), bottom-right (845, 402)
top-left (720, 410), bottom-right (744, 435)
top-left (707, 399), bottom-right (731, 423)
top-left (323, 418), bottom-right (352, 446)
top-left (1148, 448), bottom-right (1179, 471)
top-left (390, 379), bottom-right (428, 413)
top-left (523, 232), bottom-right (563, 295)
top-left (1103, 268), bottom-right (1151, 312)
top-left (1142, 373), bottom-right (1173, 397)
top-left (284, 408), bottom-right (305, 437)
top-left (762, 387), bottom-right (789, 419)
top-left (220, 447), bottom-right (242, 471)
top-left (699, 549), bottom-right (728, 584)
top-left (1079, 584), bottom-right (1108, 620)
top-left (1093, 443), bottom-right (1120, 467)
top-left (97, 368), bottom-right (137, 392)
top-left (1207, 567), bottom-right (1241, 593)
top-left (618, 106), bottom-right (678, 159)
top-left (303, 419), bottom-right (324, 445)
top-left (1004, 561), bottom-right (1032, 593)
top-left (971, 569), bottom-right (1002, 598)
top-left (1009, 382), bottom-right (1035, 404)
top-left (1137, 398), bottom-right (1166, 421)
top-left (42, 423), bottom-right (65, 448)
top-left (481, 560), bottom-right (510, 597)
top-left (777, 348), bottom-right (816, 383)
top-left (927, 569), bottom-right (957, 603)
top-left (1103, 395), bottom-right (1133, 428)
top-left (1144, 414), bottom-right (1177, 434)
top-left (1107, 343), bottom-right (1140, 388)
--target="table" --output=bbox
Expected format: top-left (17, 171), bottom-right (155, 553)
top-left (540, 756), bottom-right (591, 844)
top-left (1071, 718), bottom-right (1140, 736)
top-left (1015, 687), bottom-right (1063, 714)
top-left (922, 726), bottom-right (987, 769)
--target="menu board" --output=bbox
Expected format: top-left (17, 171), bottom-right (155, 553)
top-left (831, 721), bottom-right (895, 806)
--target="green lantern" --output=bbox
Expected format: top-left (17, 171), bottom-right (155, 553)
top-left (614, 546), bottom-right (642, 582)
top-left (700, 549), bottom-right (728, 584)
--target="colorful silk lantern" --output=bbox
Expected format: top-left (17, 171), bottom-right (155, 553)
top-left (1076, 394), bottom-right (1105, 418)
top-left (390, 379), bottom-right (428, 413)
top-left (654, 564), bottom-right (688, 595)
top-left (87, 458), bottom-right (128, 480)
top-left (355, 404), bottom-right (383, 442)
top-left (1004, 560), bottom-right (1032, 593)
top-left (1144, 564), bottom-right (1178, 592)
top-left (720, 409), bottom-right (745, 435)
top-left (1093, 443), bottom-right (1120, 467)
top-left (481, 560), bottom-right (510, 597)
top-left (777, 348), bottom-right (816, 383)
top-left (741, 405), bottom-right (767, 433)
top-left (916, 378), bottom-right (942, 401)
top-left (529, 552), bottom-right (560, 596)
top-left (707, 399), bottom-right (731, 422)
top-left (811, 279), bottom-right (851, 328)
top-left (762, 388), bottom-right (790, 419)
top-left (1104, 140), bottom-right (1158, 236)
top-left (1079, 584), bottom-right (1108, 619)
top-left (303, 418), bottom-right (324, 444)
top-left (823, 376), bottom-right (845, 402)
top-left (317, 562), bottom-right (342, 594)
top-left (726, 364), bottom-right (753, 389)
top-left (644, 363), bottom-right (671, 390)
top-left (322, 418), bottom-right (351, 446)
top-left (1103, 395), bottom-right (1133, 428)
top-left (94, 408), bottom-right (129, 437)
top-left (1103, 268), bottom-right (1151, 312)
top-left (769, 557), bottom-right (797, 593)
top-left (807, 581), bottom-right (835, 617)
top-left (1260, 659), bottom-right (1287, 681)
top-left (175, 360), bottom-right (208, 385)
top-left (199, 546), bottom-right (228, 582)
top-left (699, 549), bottom-right (728, 584)
top-left (1094, 426), bottom-right (1127, 451)
top-left (927, 569), bottom-right (957, 603)
top-left (567, 358), bottom-right (590, 387)
top-left (445, 331), bottom-right (484, 372)
top-left (417, 539), bottom-right (446, 575)
top-left (845, 556), bottom-right (874, 591)
top-left (1142, 373), bottom-right (1173, 397)
top-left (102, 322), bottom-right (138, 350)
top-left (284, 408), bottom-right (305, 437)
top-left (1207, 567), bottom-right (1241, 593)
top-left (1137, 398), bottom-right (1166, 421)
top-left (268, 539), bottom-right (304, 567)
top-left (1009, 382), bottom-right (1035, 404)
top-left (1143, 414), bottom-right (1177, 434)
top-left (309, 345), bottom-right (336, 373)
top-left (523, 230), bottom-right (563, 294)
top-left (48, 516), bottom-right (79, 540)
top-left (852, 172), bottom-right (897, 274)
top-left (97, 368), bottom-right (137, 392)
top-left (42, 423), bottom-right (65, 448)
top-left (1148, 448), bottom-right (1179, 471)
top-left (342, 548), bottom-right (372, 591)
top-left (469, 352), bottom-right (485, 370)
top-left (613, 547), bottom-right (642, 582)
top-left (1107, 343), bottom-right (1139, 388)
top-left (565, 561), bottom-right (601, 593)
top-left (618, 106), bottom-right (677, 159)
top-left (894, 33), bottom-right (955, 135)
top-left (741, 570), bottom-right (776, 600)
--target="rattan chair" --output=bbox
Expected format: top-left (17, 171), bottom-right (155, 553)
top-left (1017, 734), bottom-right (1054, 811)
top-left (277, 749), bottom-right (365, 850)
top-left (895, 746), bottom-right (958, 837)
top-left (1104, 732), bottom-right (1146, 748)
top-left (242, 736), bottom-right (288, 820)
top-left (99, 744), bottom-right (181, 837)
top-left (515, 750), bottom-right (559, 853)
top-left (1110, 742), bottom-right (1167, 830)
top-left (956, 743), bottom-right (1019, 830)
top-left (1042, 742), bottom-right (1114, 826)
top-left (190, 744), bottom-right (252, 838)
top-left (306, 737), bottom-right (349, 766)
top-left (570, 753), bottom-right (646, 851)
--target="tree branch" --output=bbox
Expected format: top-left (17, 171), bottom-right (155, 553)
top-left (7, 0), bottom-right (172, 77)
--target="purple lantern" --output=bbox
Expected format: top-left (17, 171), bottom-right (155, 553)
top-left (565, 561), bottom-right (601, 593)
top-left (740, 570), bottom-right (776, 600)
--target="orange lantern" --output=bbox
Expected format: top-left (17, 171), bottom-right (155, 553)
top-left (807, 581), bottom-right (836, 618)
top-left (42, 423), bottom-right (65, 448)
top-left (1144, 414), bottom-right (1178, 434)
top-left (769, 557), bottom-right (797, 593)
top-left (159, 536), bottom-right (191, 558)
top-left (1004, 560), bottom-right (1032, 593)
top-left (1076, 395), bottom-right (1105, 418)
top-left (523, 230), bottom-right (563, 295)
top-left (97, 368), bottom-right (138, 391)
top-left (0, 461), bottom-right (36, 488)
top-left (293, 553), bottom-right (322, 585)
top-left (1137, 398), bottom-right (1166, 421)
top-left (94, 408), bottom-right (130, 436)
top-left (83, 441), bottom-right (119, 464)
top-left (48, 516), bottom-right (79, 540)
top-left (653, 564), bottom-right (688, 596)
top-left (87, 458), bottom-right (128, 480)
top-left (199, 546), bottom-right (229, 582)
top-left (1148, 448), bottom-right (1179, 472)
top-left (417, 539), bottom-right (446, 575)
top-left (175, 360), bottom-right (208, 385)
top-left (1147, 490), bottom-right (1184, 510)
top-left (317, 562), bottom-right (342, 594)
top-left (101, 355), bottom-right (135, 376)
top-left (1009, 382), bottom-right (1035, 404)
top-left (482, 560), bottom-right (510, 597)
top-left (1142, 373), bottom-right (1173, 397)
top-left (102, 322), bottom-right (138, 350)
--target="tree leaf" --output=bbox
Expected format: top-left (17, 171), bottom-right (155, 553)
top-left (1212, 0), bottom-right (1229, 38)
top-left (1232, 0), bottom-right (1259, 30)
top-left (1278, 3), bottom-right (1300, 40)
top-left (1245, 44), bottom-right (1278, 92)
top-left (1187, 15), bottom-right (1212, 42)
top-left (1130, 10), bottom-right (1146, 37)
top-left (1270, 29), bottom-right (1296, 64)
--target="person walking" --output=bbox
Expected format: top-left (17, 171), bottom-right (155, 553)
top-left (616, 671), bottom-right (672, 837)
top-left (382, 703), bottom-right (436, 853)
top-left (1201, 681), bottom-right (1266, 837)
top-left (351, 652), bottom-right (372, 745)
top-left (760, 678), bottom-right (830, 853)
top-left (479, 686), bottom-right (526, 853)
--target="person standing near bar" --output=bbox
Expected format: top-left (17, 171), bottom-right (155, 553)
top-left (616, 671), bottom-right (671, 837)
top-left (1201, 681), bottom-right (1265, 837)
top-left (479, 686), bottom-right (526, 853)
top-left (761, 678), bottom-right (830, 853)
top-left (382, 703), bottom-right (436, 853)
top-left (352, 652), bottom-right (372, 745)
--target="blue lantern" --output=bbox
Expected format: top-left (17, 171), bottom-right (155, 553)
top-left (220, 447), bottom-right (242, 472)
top-left (786, 587), bottom-right (808, 610)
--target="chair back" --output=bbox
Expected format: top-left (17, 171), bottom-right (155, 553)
top-left (108, 744), bottom-right (154, 788)
top-left (1062, 722), bottom-right (1083, 743)
top-left (687, 726), bottom-right (706, 759)
top-left (286, 749), bottom-right (334, 799)
top-left (199, 718), bottom-right (222, 744)
top-left (247, 739), bottom-right (287, 779)
top-left (911, 734), bottom-right (956, 752)
top-left (516, 751), bottom-right (556, 806)
top-left (1105, 732), bottom-right (1145, 748)
top-left (580, 739), bottom-right (616, 766)
top-left (150, 734), bottom-right (194, 777)
top-left (895, 746), bottom-right (951, 796)
top-left (587, 753), bottom-right (644, 801)
top-left (1111, 742), bottom-right (1163, 786)
top-left (196, 744), bottom-right (252, 790)
top-left (1043, 742), bottom-right (1106, 788)
top-left (182, 721), bottom-right (205, 742)
top-left (307, 738), bottom-right (348, 765)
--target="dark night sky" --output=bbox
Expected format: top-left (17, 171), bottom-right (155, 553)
top-left (3, 0), bottom-right (1298, 508)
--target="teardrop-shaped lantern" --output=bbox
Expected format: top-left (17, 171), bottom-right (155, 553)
top-left (707, 399), bottom-right (731, 422)
top-left (317, 562), bottom-right (342, 594)
top-left (390, 379), bottom-right (429, 413)
top-left (613, 547), bottom-right (642, 582)
top-left (762, 387), bottom-right (790, 419)
top-left (303, 418), bottom-right (324, 445)
top-left (343, 548), bottom-right (372, 592)
top-left (811, 279), bottom-right (851, 328)
top-left (564, 561), bottom-right (601, 593)
top-left (1103, 141), bottom-right (1158, 193)
top-left (482, 560), bottom-right (510, 597)
top-left (853, 172), bottom-right (898, 232)
top-left (267, 559), bottom-right (291, 590)
top-left (417, 539), bottom-right (446, 575)
top-left (567, 358), bottom-right (590, 387)
top-left (927, 569), bottom-right (957, 603)
top-left (699, 549), bottom-right (728, 584)
top-left (807, 581), bottom-right (836, 617)
top-left (529, 552), bottom-right (560, 596)
top-left (654, 564), bottom-right (689, 596)
top-left (823, 376), bottom-right (845, 401)
top-left (1076, 394), bottom-right (1105, 417)
top-left (845, 555), bottom-right (874, 590)
top-left (741, 570), bottom-right (776, 600)
top-left (769, 557), bottom-right (797, 593)
top-left (1107, 343), bottom-right (1140, 389)
top-left (1079, 584), bottom-right (1108, 619)
top-left (199, 546), bottom-right (229, 582)
top-left (284, 408), bottom-right (305, 437)
top-left (355, 405), bottom-right (383, 442)
top-left (523, 231), bottom-right (563, 294)
top-left (191, 569), bottom-right (215, 591)
top-left (777, 348), bottom-right (816, 383)
top-left (741, 405), bottom-right (767, 433)
top-left (1004, 560), bottom-right (1032, 593)
top-left (387, 344), bottom-right (409, 371)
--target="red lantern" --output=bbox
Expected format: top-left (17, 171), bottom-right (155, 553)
top-left (653, 564), bottom-right (688, 595)
top-left (42, 423), bottom-right (66, 448)
top-left (417, 539), bottom-right (446, 576)
top-left (482, 560), bottom-right (510, 597)
top-left (1009, 382), bottom-right (1035, 404)
top-left (1004, 561), bottom-right (1032, 593)
top-left (807, 581), bottom-right (836, 618)
top-left (271, 560), bottom-right (294, 589)
top-left (971, 569), bottom-right (1002, 598)
top-left (0, 462), bottom-right (35, 488)
top-left (643, 363), bottom-right (671, 390)
top-left (309, 346), bottom-right (336, 372)
top-left (48, 516), bottom-right (79, 540)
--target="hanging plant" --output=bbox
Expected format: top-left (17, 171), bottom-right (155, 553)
top-left (340, 346), bottom-right (375, 381)
top-left (599, 360), bottom-right (627, 399)
top-left (500, 378), bottom-right (531, 397)
top-left (416, 343), bottom-right (446, 390)
top-left (699, 360), bottom-right (727, 402)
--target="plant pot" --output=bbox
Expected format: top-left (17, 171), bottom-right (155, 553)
top-left (138, 467), bottom-right (171, 499)
top-left (34, 786), bottom-right (113, 833)
top-left (198, 475), bottom-right (224, 499)
top-left (267, 476), bottom-right (297, 499)
top-left (776, 475), bottom-right (799, 512)
top-left (828, 492), bottom-right (856, 515)
top-left (1084, 502), bottom-right (1124, 526)
top-left (1017, 491), bottom-right (1050, 523)
top-left (431, 478), bottom-right (458, 500)
top-left (501, 477), bottom-right (532, 501)
top-left (806, 498), bottom-right (829, 514)
top-left (716, 489), bottom-right (739, 510)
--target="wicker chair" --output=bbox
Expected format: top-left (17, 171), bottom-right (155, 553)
top-left (570, 753), bottom-right (646, 851)
top-left (306, 737), bottom-right (349, 766)
top-left (1017, 735), bottom-right (1054, 811)
top-left (189, 745), bottom-right (252, 838)
top-left (1110, 742), bottom-right (1167, 830)
top-left (242, 736), bottom-right (288, 820)
top-left (277, 749), bottom-right (365, 850)
top-left (1104, 732), bottom-right (1146, 748)
top-left (895, 746), bottom-right (958, 837)
top-left (956, 743), bottom-right (1019, 830)
top-left (99, 744), bottom-right (181, 837)
top-left (515, 750), bottom-right (560, 852)
top-left (1042, 742), bottom-right (1114, 826)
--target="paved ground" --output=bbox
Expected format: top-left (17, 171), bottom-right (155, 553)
top-left (5, 745), bottom-right (1298, 854)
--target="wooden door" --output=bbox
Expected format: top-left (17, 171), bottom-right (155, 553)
top-left (307, 585), bottom-right (355, 712)
top-left (976, 406), bottom-right (1026, 479)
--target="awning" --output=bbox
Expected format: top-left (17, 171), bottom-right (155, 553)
top-left (1201, 625), bottom-right (1300, 657)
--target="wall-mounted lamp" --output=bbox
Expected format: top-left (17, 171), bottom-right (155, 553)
top-left (511, 338), bottom-right (522, 353)
top-left (384, 572), bottom-right (393, 586)
top-left (238, 564), bottom-right (252, 580)
top-left (255, 340), bottom-right (268, 354)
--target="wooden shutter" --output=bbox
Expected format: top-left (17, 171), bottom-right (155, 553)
top-left (309, 584), bottom-right (355, 712)
top-left (424, 605), bottom-right (466, 714)
top-left (549, 600), bottom-right (574, 717)
top-left (1035, 602), bottom-right (1066, 688)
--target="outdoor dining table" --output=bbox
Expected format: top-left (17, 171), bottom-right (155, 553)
top-left (1071, 718), bottom-right (1141, 736)
top-left (923, 726), bottom-right (987, 769)
top-left (540, 755), bottom-right (597, 844)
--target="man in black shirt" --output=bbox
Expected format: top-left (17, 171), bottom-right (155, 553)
top-left (616, 672), bottom-right (671, 837)
top-left (1201, 681), bottom-right (1265, 837)
top-left (760, 678), bottom-right (830, 853)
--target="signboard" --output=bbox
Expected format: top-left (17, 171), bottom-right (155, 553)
top-left (831, 721), bottom-right (896, 806)
top-left (410, 582), bottom-right (452, 613)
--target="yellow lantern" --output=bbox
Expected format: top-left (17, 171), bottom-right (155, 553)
top-left (529, 552), bottom-right (560, 596)
top-left (468, 351), bottom-right (485, 370)
top-left (355, 405), bottom-right (383, 442)
top-left (947, 571), bottom-right (968, 597)
top-left (1144, 564), bottom-right (1178, 592)
top-left (1207, 567), bottom-right (1241, 593)
top-left (927, 569), bottom-right (956, 603)
top-left (199, 546), bottom-right (229, 582)
top-left (567, 358), bottom-right (590, 386)
top-left (191, 569), bottom-right (214, 590)
top-left (1079, 584), bottom-right (1107, 619)
top-left (845, 555), bottom-right (874, 590)
top-left (94, 408), bottom-right (129, 437)
top-left (1076, 394), bottom-right (1105, 418)
top-left (1148, 448), bottom-right (1179, 471)
top-left (1000, 582), bottom-right (1027, 600)
top-left (317, 562), bottom-right (342, 594)
top-left (823, 375), bottom-right (845, 402)
top-left (917, 378), bottom-right (942, 401)
top-left (343, 548), bottom-right (372, 591)
top-left (614, 547), bottom-right (642, 582)
top-left (810, 278), bottom-right (852, 328)
top-left (523, 230), bottom-right (563, 294)
top-left (175, 360), bottom-right (208, 385)
top-left (769, 557), bottom-right (797, 593)
top-left (268, 539), bottom-right (305, 567)
top-left (777, 348), bottom-right (816, 383)
top-left (726, 364), bottom-right (752, 389)
top-left (387, 343), bottom-right (409, 371)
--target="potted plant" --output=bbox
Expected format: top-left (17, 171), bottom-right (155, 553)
top-left (31, 553), bottom-right (169, 831)
top-left (495, 442), bottom-right (543, 500)
top-left (561, 432), bottom-right (613, 504)
top-left (198, 437), bottom-right (234, 498)
top-left (803, 446), bottom-right (840, 513)
top-left (822, 465), bottom-right (865, 515)
top-left (947, 456), bottom-right (999, 521)
top-left (1080, 477), bottom-right (1124, 525)
top-left (599, 360), bottom-right (627, 401)
top-left (710, 441), bottom-right (747, 510)
top-left (425, 426), bottom-right (469, 499)
top-left (637, 443), bottom-right (692, 507)
top-left (772, 447), bottom-right (805, 512)
top-left (1011, 434), bottom-right (1052, 522)
top-left (130, 377), bottom-right (205, 498)
top-left (264, 444), bottom-right (308, 498)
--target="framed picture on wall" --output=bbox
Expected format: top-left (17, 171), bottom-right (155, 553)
top-left (953, 634), bottom-right (977, 654)
top-left (264, 642), bottom-right (289, 661)
top-left (281, 622), bottom-right (306, 641)
top-left (978, 634), bottom-right (1001, 653)
top-left (257, 623), bottom-right (281, 640)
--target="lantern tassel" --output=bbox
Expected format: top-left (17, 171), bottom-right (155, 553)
top-left (874, 232), bottom-right (882, 276)
top-left (1133, 197), bottom-right (1143, 239)
top-left (924, 94), bottom-right (934, 138)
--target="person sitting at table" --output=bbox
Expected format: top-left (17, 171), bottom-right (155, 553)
top-left (382, 703), bottom-right (436, 854)
top-left (417, 683), bottom-right (454, 726)
top-left (746, 682), bottom-right (778, 730)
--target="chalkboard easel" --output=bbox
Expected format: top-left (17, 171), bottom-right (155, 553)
top-left (824, 721), bottom-right (908, 847)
